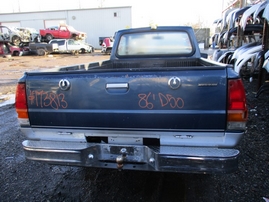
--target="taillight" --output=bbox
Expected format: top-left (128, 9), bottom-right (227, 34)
top-left (15, 83), bottom-right (29, 126)
top-left (227, 79), bottom-right (248, 130)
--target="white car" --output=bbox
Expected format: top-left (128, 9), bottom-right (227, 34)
top-left (49, 39), bottom-right (93, 54)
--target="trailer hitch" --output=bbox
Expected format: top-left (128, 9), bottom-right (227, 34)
top-left (116, 148), bottom-right (127, 170)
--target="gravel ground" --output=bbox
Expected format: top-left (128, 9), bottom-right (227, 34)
top-left (210, 77), bottom-right (269, 201)
top-left (0, 53), bottom-right (269, 201)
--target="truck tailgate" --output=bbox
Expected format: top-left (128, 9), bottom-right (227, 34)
top-left (26, 67), bottom-right (227, 130)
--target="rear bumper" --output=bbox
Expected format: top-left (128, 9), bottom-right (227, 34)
top-left (23, 140), bottom-right (239, 174)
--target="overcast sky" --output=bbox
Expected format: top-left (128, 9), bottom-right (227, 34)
top-left (0, 0), bottom-right (228, 27)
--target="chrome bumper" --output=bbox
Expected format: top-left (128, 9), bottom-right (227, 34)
top-left (23, 140), bottom-right (239, 174)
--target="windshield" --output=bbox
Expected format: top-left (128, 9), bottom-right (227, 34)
top-left (8, 27), bottom-right (19, 32)
top-left (117, 31), bottom-right (193, 56)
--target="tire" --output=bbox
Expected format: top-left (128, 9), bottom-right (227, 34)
top-left (80, 48), bottom-right (86, 54)
top-left (256, 68), bottom-right (269, 98)
top-left (12, 36), bottom-right (21, 46)
top-left (36, 48), bottom-right (46, 56)
top-left (13, 51), bottom-right (20, 56)
top-left (45, 34), bottom-right (53, 42)
top-left (71, 35), bottom-right (79, 40)
top-left (261, 68), bottom-right (269, 85)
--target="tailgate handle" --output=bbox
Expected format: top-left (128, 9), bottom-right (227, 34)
top-left (106, 83), bottom-right (129, 89)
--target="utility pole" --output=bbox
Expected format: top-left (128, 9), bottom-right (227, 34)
top-left (17, 0), bottom-right (21, 12)
top-left (239, 0), bottom-right (244, 7)
top-left (236, 0), bottom-right (245, 47)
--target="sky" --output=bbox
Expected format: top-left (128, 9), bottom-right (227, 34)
top-left (0, 0), bottom-right (228, 27)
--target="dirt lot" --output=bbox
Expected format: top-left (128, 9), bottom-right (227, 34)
top-left (0, 52), bottom-right (269, 201)
top-left (0, 52), bottom-right (110, 96)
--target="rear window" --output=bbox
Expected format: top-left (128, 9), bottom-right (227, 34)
top-left (117, 31), bottom-right (193, 56)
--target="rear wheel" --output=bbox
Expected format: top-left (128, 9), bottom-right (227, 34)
top-left (45, 34), bottom-right (53, 42)
top-left (37, 48), bottom-right (46, 56)
top-left (12, 36), bottom-right (21, 46)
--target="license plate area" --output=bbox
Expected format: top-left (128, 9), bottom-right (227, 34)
top-left (99, 145), bottom-right (147, 163)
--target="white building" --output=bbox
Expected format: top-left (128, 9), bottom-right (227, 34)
top-left (0, 6), bottom-right (132, 48)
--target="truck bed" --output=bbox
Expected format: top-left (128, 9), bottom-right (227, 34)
top-left (37, 57), bottom-right (222, 72)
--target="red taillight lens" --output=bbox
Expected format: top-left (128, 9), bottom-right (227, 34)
top-left (15, 83), bottom-right (29, 119)
top-left (227, 79), bottom-right (248, 130)
top-left (228, 79), bottom-right (247, 110)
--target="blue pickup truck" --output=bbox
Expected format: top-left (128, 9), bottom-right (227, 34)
top-left (15, 26), bottom-right (248, 174)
